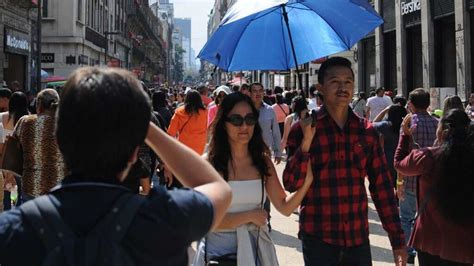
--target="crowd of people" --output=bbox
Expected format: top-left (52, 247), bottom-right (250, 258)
top-left (0, 57), bottom-right (472, 266)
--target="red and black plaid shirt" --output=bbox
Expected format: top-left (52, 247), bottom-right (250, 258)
top-left (283, 107), bottom-right (405, 249)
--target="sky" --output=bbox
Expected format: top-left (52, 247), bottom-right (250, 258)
top-left (150, 0), bottom-right (215, 55)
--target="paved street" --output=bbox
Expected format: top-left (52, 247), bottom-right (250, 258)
top-left (270, 162), bottom-right (411, 266)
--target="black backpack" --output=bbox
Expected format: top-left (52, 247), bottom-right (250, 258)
top-left (19, 183), bottom-right (145, 266)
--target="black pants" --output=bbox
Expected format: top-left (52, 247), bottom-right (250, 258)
top-left (418, 250), bottom-right (472, 266)
top-left (302, 238), bottom-right (372, 266)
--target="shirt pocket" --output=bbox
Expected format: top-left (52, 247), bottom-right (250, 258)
top-left (351, 141), bottom-right (370, 171)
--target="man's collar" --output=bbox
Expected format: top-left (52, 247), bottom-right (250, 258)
top-left (315, 106), bottom-right (359, 121)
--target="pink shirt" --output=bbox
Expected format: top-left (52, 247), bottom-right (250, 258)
top-left (207, 103), bottom-right (218, 127)
top-left (272, 103), bottom-right (289, 124)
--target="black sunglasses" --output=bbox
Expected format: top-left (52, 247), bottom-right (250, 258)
top-left (225, 114), bottom-right (258, 127)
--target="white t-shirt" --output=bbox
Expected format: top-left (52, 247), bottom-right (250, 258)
top-left (366, 95), bottom-right (392, 121)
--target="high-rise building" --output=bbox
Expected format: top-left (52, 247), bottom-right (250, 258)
top-left (174, 18), bottom-right (194, 72)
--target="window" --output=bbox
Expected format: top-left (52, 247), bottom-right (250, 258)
top-left (42, 0), bottom-right (48, 17)
top-left (77, 0), bottom-right (82, 21)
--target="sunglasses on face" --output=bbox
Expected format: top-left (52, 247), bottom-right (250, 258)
top-left (225, 114), bottom-right (258, 127)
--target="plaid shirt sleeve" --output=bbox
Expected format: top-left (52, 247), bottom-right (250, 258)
top-left (282, 148), bottom-right (310, 193)
top-left (367, 133), bottom-right (405, 249)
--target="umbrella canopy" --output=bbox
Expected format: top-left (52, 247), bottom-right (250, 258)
top-left (198, 0), bottom-right (383, 71)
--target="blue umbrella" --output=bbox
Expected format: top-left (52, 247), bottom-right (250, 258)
top-left (199, 0), bottom-right (383, 78)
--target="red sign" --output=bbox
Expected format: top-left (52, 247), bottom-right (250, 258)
top-left (107, 59), bottom-right (120, 68)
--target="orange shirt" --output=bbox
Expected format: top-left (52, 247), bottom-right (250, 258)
top-left (201, 95), bottom-right (213, 107)
top-left (167, 106), bottom-right (208, 155)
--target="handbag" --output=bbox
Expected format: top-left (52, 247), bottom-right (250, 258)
top-left (0, 135), bottom-right (23, 176)
top-left (205, 176), bottom-right (265, 266)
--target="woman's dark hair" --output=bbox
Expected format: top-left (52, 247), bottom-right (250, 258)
top-left (393, 96), bottom-right (407, 107)
top-left (208, 92), bottom-right (270, 181)
top-left (275, 93), bottom-right (284, 105)
top-left (274, 86), bottom-right (283, 94)
top-left (386, 105), bottom-right (407, 134)
top-left (184, 89), bottom-right (205, 115)
top-left (433, 109), bottom-right (474, 225)
top-left (358, 92), bottom-right (367, 100)
top-left (284, 91), bottom-right (294, 106)
top-left (57, 67), bottom-right (151, 180)
top-left (152, 90), bottom-right (168, 110)
top-left (8, 91), bottom-right (28, 125)
top-left (292, 95), bottom-right (308, 119)
top-left (442, 95), bottom-right (464, 117)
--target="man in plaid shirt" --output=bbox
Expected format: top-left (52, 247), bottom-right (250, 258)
top-left (398, 88), bottom-right (438, 263)
top-left (283, 57), bottom-right (406, 265)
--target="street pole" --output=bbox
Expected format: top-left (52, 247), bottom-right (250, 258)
top-left (36, 0), bottom-right (42, 93)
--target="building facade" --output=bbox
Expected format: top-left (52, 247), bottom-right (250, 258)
top-left (0, 0), bottom-right (37, 91)
top-left (358, 0), bottom-right (473, 104)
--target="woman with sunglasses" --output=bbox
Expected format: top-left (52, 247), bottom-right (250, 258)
top-left (193, 92), bottom-right (314, 266)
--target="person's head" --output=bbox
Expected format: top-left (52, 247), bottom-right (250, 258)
top-left (386, 105), bottom-right (407, 134)
top-left (249, 82), bottom-right (264, 106)
top-left (408, 88), bottom-right (430, 112)
top-left (213, 85), bottom-right (231, 106)
top-left (393, 96), bottom-right (407, 107)
top-left (315, 91), bottom-right (324, 106)
top-left (291, 95), bottom-right (308, 119)
top-left (0, 88), bottom-right (12, 110)
top-left (152, 90), bottom-right (168, 110)
top-left (231, 85), bottom-right (240, 92)
top-left (239, 83), bottom-right (250, 96)
top-left (11, 81), bottom-right (21, 92)
top-left (196, 85), bottom-right (208, 96)
top-left (184, 89), bottom-right (206, 115)
top-left (274, 86), bottom-right (283, 94)
top-left (469, 93), bottom-right (474, 105)
top-left (316, 57), bottom-right (355, 108)
top-left (358, 91), bottom-right (367, 100)
top-left (275, 94), bottom-right (284, 105)
top-left (36, 89), bottom-right (59, 114)
top-left (375, 87), bottom-right (385, 97)
top-left (284, 91), bottom-right (294, 106)
top-left (433, 109), bottom-right (474, 225)
top-left (442, 95), bottom-right (464, 117)
top-left (208, 92), bottom-right (269, 181)
top-left (57, 67), bottom-right (151, 182)
top-left (177, 91), bottom-right (185, 102)
top-left (369, 90), bottom-right (376, 97)
top-left (8, 91), bottom-right (28, 125)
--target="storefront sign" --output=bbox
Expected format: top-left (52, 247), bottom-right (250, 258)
top-left (401, 0), bottom-right (421, 16)
top-left (4, 28), bottom-right (30, 55)
top-left (41, 53), bottom-right (55, 63)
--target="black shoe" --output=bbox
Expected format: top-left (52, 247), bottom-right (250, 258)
top-left (407, 254), bottom-right (415, 264)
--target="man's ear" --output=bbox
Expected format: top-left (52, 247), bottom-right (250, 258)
top-left (128, 146), bottom-right (140, 165)
top-left (316, 84), bottom-right (324, 95)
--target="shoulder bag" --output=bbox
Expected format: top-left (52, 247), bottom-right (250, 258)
top-left (0, 135), bottom-right (23, 177)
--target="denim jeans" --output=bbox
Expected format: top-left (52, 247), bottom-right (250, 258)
top-left (399, 189), bottom-right (417, 256)
top-left (302, 238), bottom-right (372, 266)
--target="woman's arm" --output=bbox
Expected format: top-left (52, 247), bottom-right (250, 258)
top-left (265, 157), bottom-right (313, 216)
top-left (280, 115), bottom-right (293, 150)
top-left (373, 105), bottom-right (392, 122)
top-left (145, 122), bottom-right (232, 230)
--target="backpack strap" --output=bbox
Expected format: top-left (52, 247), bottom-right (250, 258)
top-left (92, 192), bottom-right (145, 243)
top-left (20, 195), bottom-right (76, 266)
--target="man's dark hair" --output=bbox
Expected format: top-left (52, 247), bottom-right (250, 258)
top-left (375, 87), bottom-right (385, 94)
top-left (231, 85), bottom-right (240, 92)
top-left (274, 86), bottom-right (283, 94)
top-left (0, 88), bottom-right (12, 99)
top-left (408, 88), bottom-right (430, 110)
top-left (57, 67), bottom-right (151, 180)
top-left (317, 57), bottom-right (354, 84)
top-left (196, 85), bottom-right (208, 95)
top-left (250, 82), bottom-right (263, 91)
top-left (393, 96), bottom-right (407, 107)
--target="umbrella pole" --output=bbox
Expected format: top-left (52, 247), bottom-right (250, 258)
top-left (281, 4), bottom-right (302, 93)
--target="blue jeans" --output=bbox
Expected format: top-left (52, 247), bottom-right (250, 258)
top-left (302, 238), bottom-right (372, 266)
top-left (399, 189), bottom-right (417, 256)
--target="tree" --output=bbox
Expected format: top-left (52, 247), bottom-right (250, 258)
top-left (173, 45), bottom-right (185, 83)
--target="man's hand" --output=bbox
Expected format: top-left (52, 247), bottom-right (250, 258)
top-left (274, 156), bottom-right (282, 165)
top-left (393, 248), bottom-right (407, 266)
top-left (300, 114), bottom-right (316, 153)
top-left (401, 114), bottom-right (413, 136)
top-left (163, 165), bottom-right (173, 187)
